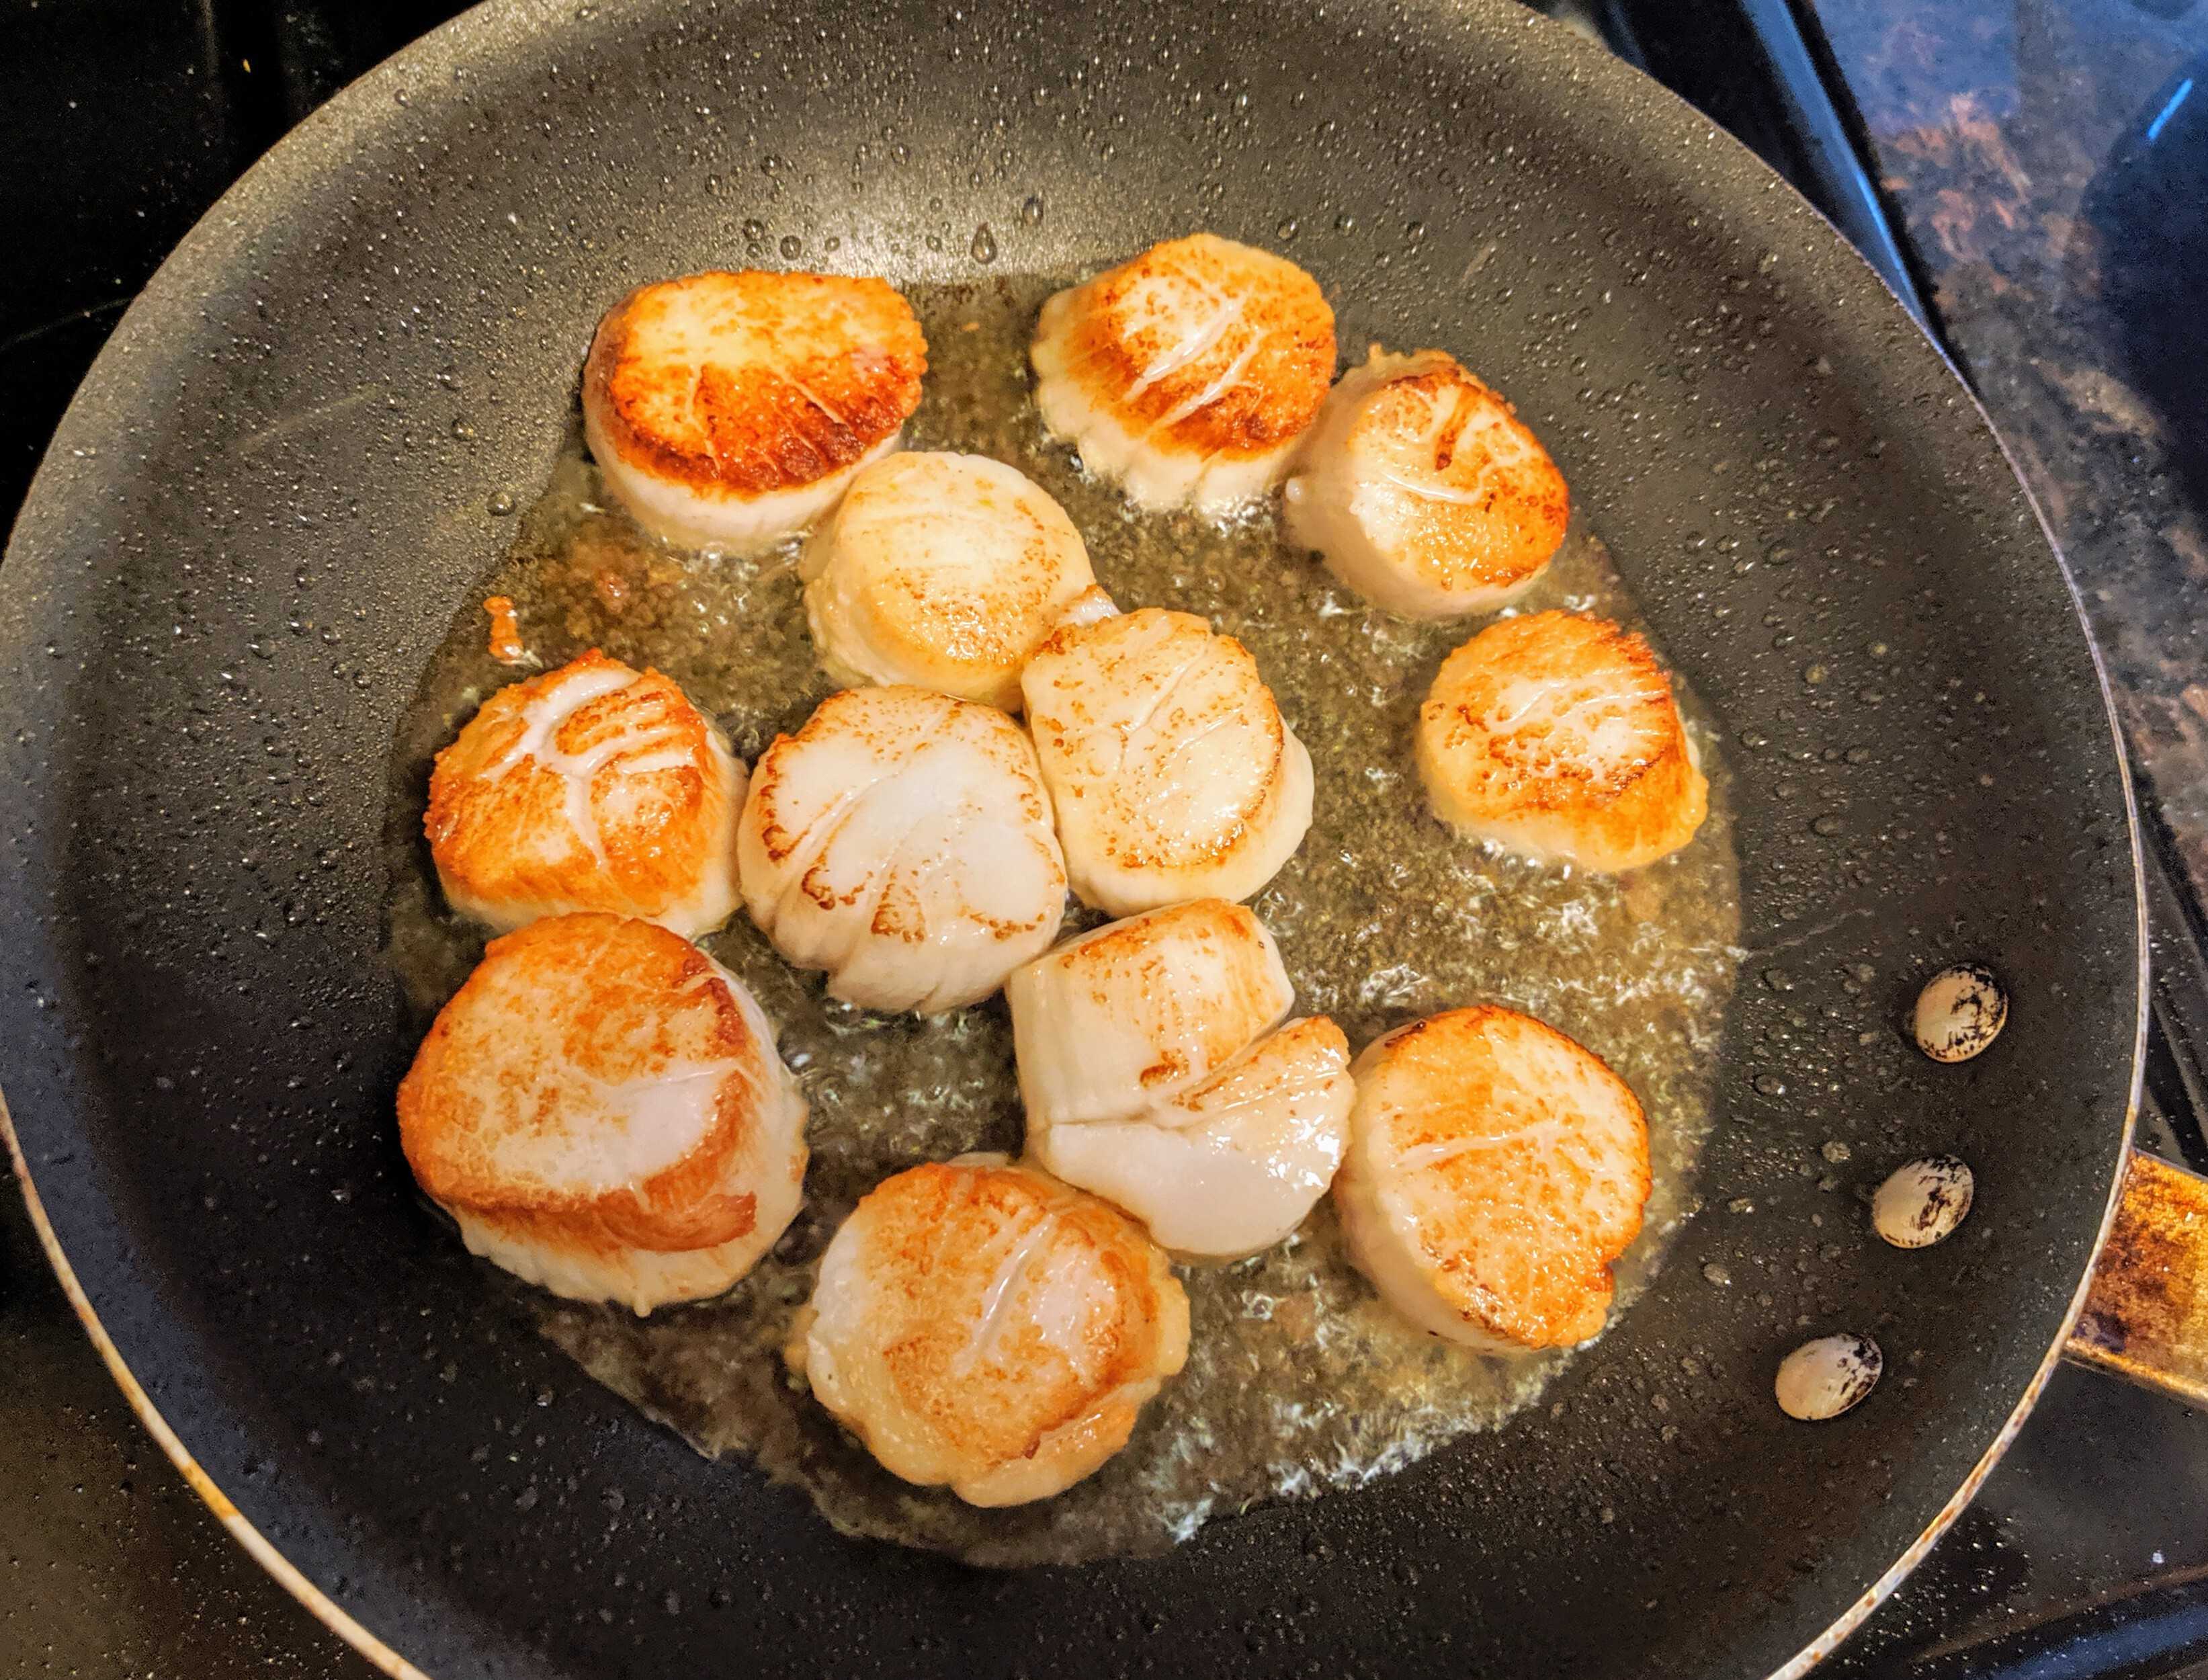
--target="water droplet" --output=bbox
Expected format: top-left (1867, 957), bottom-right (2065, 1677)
top-left (1702, 1261), bottom-right (1733, 1287)
top-left (704, 173), bottom-right (724, 196)
top-left (741, 218), bottom-right (766, 243)
top-left (1810, 813), bottom-right (1844, 837)
top-left (1821, 1139), bottom-right (1853, 1163)
top-left (1020, 194), bottom-right (1045, 227)
top-left (1753, 1072), bottom-right (1787, 1097)
top-left (777, 234), bottom-right (802, 259)
top-left (1761, 968), bottom-right (1794, 992)
top-left (1276, 216), bottom-right (1300, 242)
top-left (487, 491), bottom-right (517, 517)
top-left (450, 418), bottom-right (476, 441)
top-left (970, 224), bottom-right (997, 264)
top-left (1766, 543), bottom-right (1795, 566)
top-left (1334, 212), bottom-right (1357, 233)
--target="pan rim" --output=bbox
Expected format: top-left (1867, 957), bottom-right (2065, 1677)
top-left (1, 1095), bottom-right (423, 1680)
top-left (0, 0), bottom-right (2150, 1673)
top-left (1764, 386), bottom-right (2152, 1672)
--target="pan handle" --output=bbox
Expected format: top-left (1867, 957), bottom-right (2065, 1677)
top-left (2065, 1147), bottom-right (2208, 1404)
top-left (2068, 804), bottom-right (2208, 1403)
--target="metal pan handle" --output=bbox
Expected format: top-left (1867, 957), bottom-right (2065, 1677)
top-left (2067, 1148), bottom-right (2208, 1404)
top-left (2074, 808), bottom-right (2208, 1402)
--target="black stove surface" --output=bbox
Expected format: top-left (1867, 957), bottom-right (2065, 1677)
top-left (4, 3), bottom-right (2206, 1677)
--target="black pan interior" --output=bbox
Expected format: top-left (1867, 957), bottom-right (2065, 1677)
top-left (0, 1), bottom-right (2140, 1676)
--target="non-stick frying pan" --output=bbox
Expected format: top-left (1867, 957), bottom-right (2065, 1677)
top-left (0, 0), bottom-right (2189, 1675)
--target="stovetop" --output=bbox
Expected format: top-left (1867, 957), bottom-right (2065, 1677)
top-left (5, 1), bottom-right (2208, 1676)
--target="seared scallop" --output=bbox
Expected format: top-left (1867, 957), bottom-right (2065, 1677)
top-left (1334, 1005), bottom-right (1650, 1353)
top-left (1021, 607), bottom-right (1314, 915)
top-left (1007, 898), bottom-right (1294, 1130)
top-left (1038, 1016), bottom-right (1355, 1259)
top-left (425, 649), bottom-right (747, 937)
top-left (582, 270), bottom-right (927, 550)
top-left (1416, 610), bottom-right (1708, 872)
top-left (738, 685), bottom-right (1066, 1013)
top-left (1283, 347), bottom-right (1570, 618)
top-left (1031, 233), bottom-right (1336, 509)
top-left (787, 1155), bottom-right (1189, 1506)
top-left (800, 451), bottom-right (1099, 711)
top-left (397, 913), bottom-right (808, 1316)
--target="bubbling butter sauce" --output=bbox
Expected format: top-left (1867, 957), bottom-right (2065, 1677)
top-left (381, 274), bottom-right (1742, 1566)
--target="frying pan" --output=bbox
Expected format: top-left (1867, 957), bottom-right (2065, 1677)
top-left (0, 0), bottom-right (2190, 1675)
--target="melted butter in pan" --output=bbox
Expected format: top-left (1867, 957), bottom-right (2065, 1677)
top-left (382, 275), bottom-right (1742, 1566)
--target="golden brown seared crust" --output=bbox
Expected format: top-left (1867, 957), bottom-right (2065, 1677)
top-left (743, 685), bottom-right (1052, 882)
top-left (583, 271), bottom-right (927, 497)
top-left (425, 649), bottom-right (733, 927)
top-left (799, 452), bottom-right (1096, 708)
top-left (1056, 235), bottom-right (1334, 460)
top-left (800, 1159), bottom-right (1188, 1500)
top-left (1355, 1006), bottom-right (1650, 1349)
top-left (396, 913), bottom-right (798, 1259)
top-left (1021, 607), bottom-right (1291, 874)
top-left (1416, 611), bottom-right (1707, 871)
top-left (1354, 352), bottom-right (1570, 591)
top-left (1015, 900), bottom-right (1289, 1099)
top-left (1063, 901), bottom-right (1276, 1089)
top-left (736, 684), bottom-right (1068, 1013)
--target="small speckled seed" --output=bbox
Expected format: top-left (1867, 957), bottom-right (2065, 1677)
top-left (1775, 1333), bottom-right (1881, 1421)
top-left (1914, 962), bottom-right (2007, 1062)
top-left (1872, 1155), bottom-right (1974, 1249)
